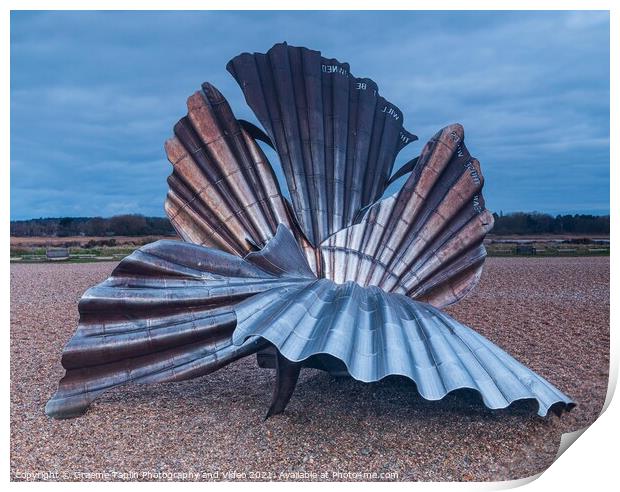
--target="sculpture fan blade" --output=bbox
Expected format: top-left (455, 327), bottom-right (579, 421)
top-left (227, 42), bottom-right (417, 246)
top-left (164, 82), bottom-right (319, 273)
top-left (320, 124), bottom-right (495, 308)
top-left (46, 226), bottom-right (315, 419)
top-left (232, 280), bottom-right (574, 417)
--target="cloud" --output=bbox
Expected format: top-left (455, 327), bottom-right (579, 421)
top-left (10, 10), bottom-right (609, 219)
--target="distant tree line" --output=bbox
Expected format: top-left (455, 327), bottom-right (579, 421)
top-left (491, 212), bottom-right (609, 235)
top-left (10, 212), bottom-right (609, 237)
top-left (10, 215), bottom-right (176, 237)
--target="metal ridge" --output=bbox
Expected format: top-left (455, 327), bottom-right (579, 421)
top-left (164, 81), bottom-right (319, 273)
top-left (45, 227), bottom-right (314, 419)
top-left (320, 125), bottom-right (495, 308)
top-left (232, 279), bottom-right (574, 417)
top-left (227, 42), bottom-right (417, 246)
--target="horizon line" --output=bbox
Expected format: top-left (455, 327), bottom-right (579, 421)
top-left (10, 210), bottom-right (612, 221)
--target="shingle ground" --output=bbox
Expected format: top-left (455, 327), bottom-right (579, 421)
top-left (10, 257), bottom-right (609, 481)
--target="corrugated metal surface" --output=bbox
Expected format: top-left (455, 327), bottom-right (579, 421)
top-left (227, 42), bottom-right (417, 246)
top-left (232, 278), bottom-right (574, 417)
top-left (164, 81), bottom-right (319, 273)
top-left (47, 42), bottom-right (574, 420)
top-left (45, 226), bottom-right (314, 419)
top-left (162, 72), bottom-right (492, 309)
top-left (320, 124), bottom-right (495, 308)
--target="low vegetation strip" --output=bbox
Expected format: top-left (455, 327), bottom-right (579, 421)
top-left (485, 242), bottom-right (609, 257)
top-left (10, 235), bottom-right (173, 263)
top-left (10, 212), bottom-right (609, 261)
top-left (10, 235), bottom-right (610, 263)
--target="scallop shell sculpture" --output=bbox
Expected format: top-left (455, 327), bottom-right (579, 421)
top-left (46, 42), bottom-right (574, 420)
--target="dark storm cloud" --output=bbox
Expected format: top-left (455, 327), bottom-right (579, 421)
top-left (10, 10), bottom-right (609, 219)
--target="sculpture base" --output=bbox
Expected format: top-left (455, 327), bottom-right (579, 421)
top-left (257, 347), bottom-right (350, 378)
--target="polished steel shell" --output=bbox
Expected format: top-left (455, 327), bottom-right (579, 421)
top-left (233, 278), bottom-right (572, 417)
top-left (227, 42), bottom-right (417, 246)
top-left (46, 42), bottom-right (574, 420)
top-left (45, 226), bottom-right (314, 419)
top-left (320, 124), bottom-right (494, 308)
top-left (164, 81), bottom-right (319, 272)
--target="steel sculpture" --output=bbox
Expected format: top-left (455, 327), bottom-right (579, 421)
top-left (46, 42), bottom-right (574, 420)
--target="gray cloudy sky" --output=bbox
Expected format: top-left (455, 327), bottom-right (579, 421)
top-left (10, 10), bottom-right (610, 219)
